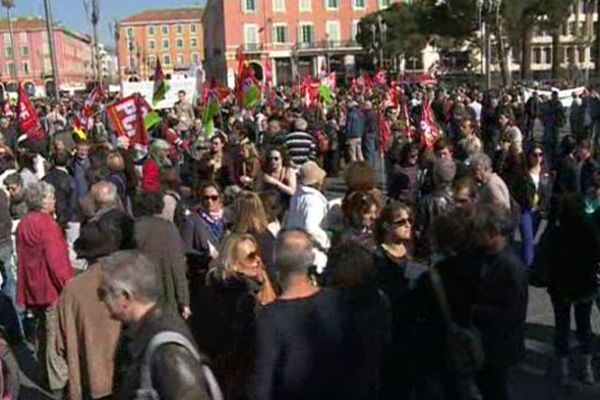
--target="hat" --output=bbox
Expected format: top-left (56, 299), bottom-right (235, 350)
top-left (299, 161), bottom-right (326, 186)
top-left (433, 159), bottom-right (456, 184)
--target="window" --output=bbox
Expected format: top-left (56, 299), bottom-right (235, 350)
top-left (273, 0), bottom-right (285, 12)
top-left (22, 61), bottom-right (29, 74)
top-left (162, 39), bottom-right (169, 49)
top-left (190, 38), bottom-right (198, 48)
top-left (126, 27), bottom-right (134, 38)
top-left (533, 47), bottom-right (542, 64)
top-left (176, 54), bottom-right (184, 65)
top-left (19, 32), bottom-right (27, 43)
top-left (579, 46), bottom-right (587, 63)
top-left (244, 24), bottom-right (259, 45)
top-left (162, 25), bottom-right (169, 35)
top-left (299, 0), bottom-right (311, 12)
top-left (176, 38), bottom-right (184, 48)
top-left (148, 39), bottom-right (155, 50)
top-left (568, 21), bottom-right (576, 36)
top-left (7, 63), bottom-right (15, 76)
top-left (351, 20), bottom-right (360, 41)
top-left (378, 0), bottom-right (391, 9)
top-left (325, 21), bottom-right (341, 45)
top-left (148, 55), bottom-right (156, 67)
top-left (243, 0), bottom-right (257, 12)
top-left (148, 25), bottom-right (155, 36)
top-left (353, 0), bottom-right (366, 8)
top-left (4, 47), bottom-right (12, 58)
top-left (299, 23), bottom-right (315, 44)
top-left (163, 54), bottom-right (171, 65)
top-left (543, 47), bottom-right (552, 64)
top-left (190, 24), bottom-right (197, 33)
top-left (20, 46), bottom-right (28, 57)
top-left (272, 24), bottom-right (289, 44)
top-left (176, 24), bottom-right (183, 35)
top-left (192, 53), bottom-right (199, 65)
top-left (567, 46), bottom-right (575, 63)
top-left (325, 0), bottom-right (339, 10)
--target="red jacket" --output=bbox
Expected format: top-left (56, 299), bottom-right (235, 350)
top-left (16, 211), bottom-right (73, 308)
top-left (142, 158), bottom-right (161, 193)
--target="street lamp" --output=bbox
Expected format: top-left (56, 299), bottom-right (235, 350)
top-left (376, 14), bottom-right (387, 69)
top-left (44, 0), bottom-right (60, 99)
top-left (2, 0), bottom-right (17, 83)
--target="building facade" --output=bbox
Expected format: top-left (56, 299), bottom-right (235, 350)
top-left (117, 7), bottom-right (204, 82)
top-left (0, 17), bottom-right (93, 93)
top-left (203, 0), bottom-right (402, 87)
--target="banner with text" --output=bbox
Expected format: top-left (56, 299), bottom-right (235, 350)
top-left (122, 78), bottom-right (197, 109)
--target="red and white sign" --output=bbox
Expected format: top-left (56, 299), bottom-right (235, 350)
top-left (107, 94), bottom-right (149, 152)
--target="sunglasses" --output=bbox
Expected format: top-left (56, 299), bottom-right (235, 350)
top-left (532, 152), bottom-right (544, 157)
top-left (268, 156), bottom-right (280, 161)
top-left (392, 218), bottom-right (411, 227)
top-left (244, 251), bottom-right (260, 262)
top-left (202, 195), bottom-right (220, 202)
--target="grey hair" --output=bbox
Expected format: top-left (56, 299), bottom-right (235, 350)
top-left (151, 138), bottom-right (170, 151)
top-left (294, 118), bottom-right (308, 131)
top-left (100, 250), bottom-right (160, 304)
top-left (24, 181), bottom-right (55, 211)
top-left (468, 152), bottom-right (492, 171)
top-left (91, 181), bottom-right (118, 208)
top-left (276, 230), bottom-right (315, 275)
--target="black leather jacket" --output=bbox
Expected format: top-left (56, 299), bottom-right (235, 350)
top-left (113, 305), bottom-right (211, 400)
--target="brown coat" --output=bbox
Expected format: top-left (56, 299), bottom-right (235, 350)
top-left (134, 216), bottom-right (190, 313)
top-left (56, 261), bottom-right (122, 400)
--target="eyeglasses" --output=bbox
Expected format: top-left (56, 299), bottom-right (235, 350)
top-left (244, 251), bottom-right (260, 262)
top-left (202, 195), bottom-right (220, 202)
top-left (392, 218), bottom-right (412, 227)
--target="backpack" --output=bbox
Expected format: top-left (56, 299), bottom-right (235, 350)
top-left (314, 129), bottom-right (330, 154)
top-left (429, 267), bottom-right (485, 377)
top-left (135, 331), bottom-right (223, 400)
top-left (165, 192), bottom-right (187, 232)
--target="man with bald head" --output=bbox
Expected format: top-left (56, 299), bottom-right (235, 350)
top-left (252, 230), bottom-right (353, 400)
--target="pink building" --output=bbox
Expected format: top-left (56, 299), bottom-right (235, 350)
top-left (0, 17), bottom-right (93, 94)
top-left (203, 0), bottom-right (401, 86)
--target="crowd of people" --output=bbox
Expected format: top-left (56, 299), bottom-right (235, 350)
top-left (0, 81), bottom-right (599, 400)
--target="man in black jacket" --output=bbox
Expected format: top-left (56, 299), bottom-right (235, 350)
top-left (98, 250), bottom-right (212, 400)
top-left (43, 150), bottom-right (76, 229)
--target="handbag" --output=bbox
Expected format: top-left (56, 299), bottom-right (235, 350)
top-left (429, 267), bottom-right (485, 376)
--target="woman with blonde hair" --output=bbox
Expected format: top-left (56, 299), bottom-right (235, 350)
top-left (230, 191), bottom-right (277, 274)
top-left (104, 151), bottom-right (128, 207)
top-left (233, 139), bottom-right (261, 189)
top-left (202, 233), bottom-right (276, 399)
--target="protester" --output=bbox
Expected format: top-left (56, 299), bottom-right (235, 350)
top-left (260, 146), bottom-right (297, 203)
top-left (43, 150), bottom-right (76, 229)
top-left (470, 152), bottom-right (512, 210)
top-left (16, 181), bottom-right (73, 390)
top-left (284, 118), bottom-right (317, 166)
top-left (99, 250), bottom-right (214, 399)
top-left (133, 192), bottom-right (190, 318)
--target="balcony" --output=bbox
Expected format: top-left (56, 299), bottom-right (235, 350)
top-left (243, 43), bottom-right (265, 53)
top-left (296, 40), bottom-right (362, 51)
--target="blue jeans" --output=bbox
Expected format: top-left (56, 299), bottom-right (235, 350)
top-left (0, 244), bottom-right (16, 303)
top-left (362, 134), bottom-right (377, 166)
top-left (519, 209), bottom-right (540, 267)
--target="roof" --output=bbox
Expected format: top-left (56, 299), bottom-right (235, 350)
top-left (120, 7), bottom-right (204, 24)
top-left (0, 18), bottom-right (91, 42)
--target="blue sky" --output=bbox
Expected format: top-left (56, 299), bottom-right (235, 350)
top-left (9, 0), bottom-right (205, 48)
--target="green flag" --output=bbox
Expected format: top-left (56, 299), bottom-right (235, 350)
top-left (152, 59), bottom-right (169, 105)
top-left (318, 83), bottom-right (333, 104)
top-left (144, 110), bottom-right (161, 131)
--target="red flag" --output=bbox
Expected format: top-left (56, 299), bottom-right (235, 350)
top-left (420, 99), bottom-right (441, 148)
top-left (17, 83), bottom-right (45, 141)
top-left (373, 69), bottom-right (387, 87)
top-left (378, 111), bottom-right (392, 154)
top-left (80, 86), bottom-right (102, 129)
top-left (107, 94), bottom-right (149, 155)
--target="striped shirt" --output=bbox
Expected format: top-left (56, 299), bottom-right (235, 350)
top-left (284, 130), bottom-right (317, 166)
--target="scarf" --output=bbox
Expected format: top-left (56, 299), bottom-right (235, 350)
top-left (198, 208), bottom-right (225, 239)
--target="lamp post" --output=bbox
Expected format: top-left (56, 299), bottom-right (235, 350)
top-left (2, 0), bottom-right (17, 83)
top-left (376, 13), bottom-right (387, 69)
top-left (44, 0), bottom-right (60, 99)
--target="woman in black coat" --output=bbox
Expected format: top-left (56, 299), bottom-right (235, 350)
top-left (546, 194), bottom-right (600, 385)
